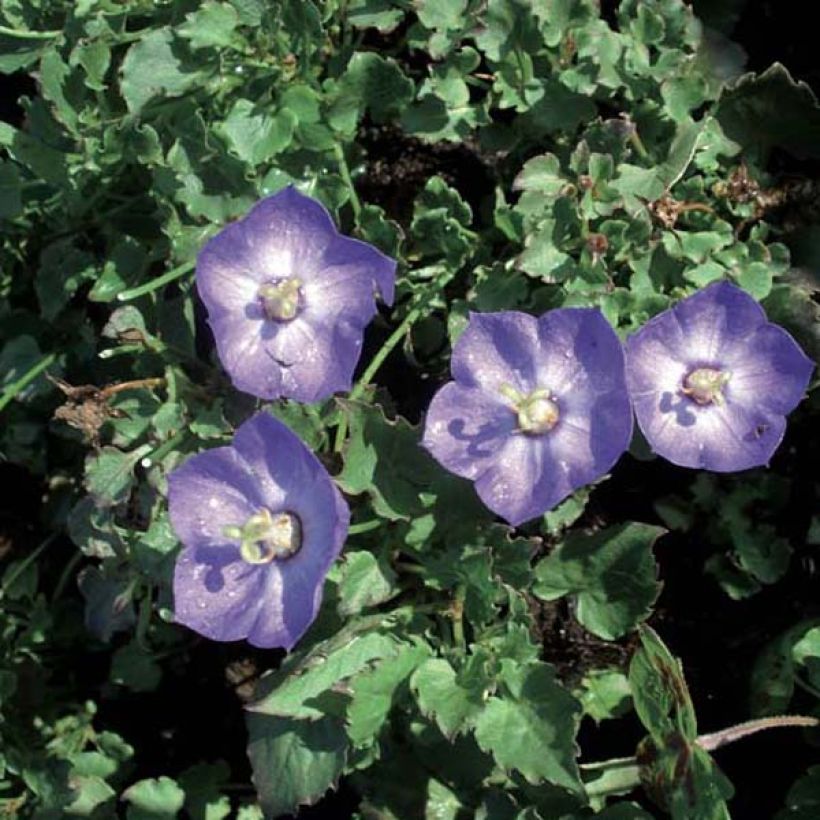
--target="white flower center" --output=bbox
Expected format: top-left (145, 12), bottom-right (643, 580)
top-left (258, 277), bottom-right (303, 322)
top-left (682, 367), bottom-right (730, 406)
top-left (223, 508), bottom-right (302, 564)
top-left (501, 385), bottom-right (560, 435)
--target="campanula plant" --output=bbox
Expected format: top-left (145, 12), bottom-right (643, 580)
top-left (168, 412), bottom-right (348, 649)
top-left (423, 309), bottom-right (633, 525)
top-left (4, 0), bottom-right (820, 817)
top-left (626, 281), bottom-right (813, 471)
top-left (196, 186), bottom-right (396, 402)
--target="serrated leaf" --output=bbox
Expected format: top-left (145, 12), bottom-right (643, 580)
top-left (120, 29), bottom-right (200, 115)
top-left (411, 655), bottom-right (489, 738)
top-left (715, 63), bottom-right (820, 159)
top-left (474, 660), bottom-right (582, 792)
top-left (337, 550), bottom-right (397, 616)
top-left (576, 669), bottom-right (632, 723)
top-left (178, 2), bottom-right (240, 49)
top-left (629, 625), bottom-right (697, 742)
top-left (246, 714), bottom-right (347, 819)
top-left (219, 100), bottom-right (296, 165)
top-left (84, 445), bottom-right (151, 508)
top-left (346, 642), bottom-right (430, 746)
top-left (249, 632), bottom-right (398, 719)
top-left (337, 402), bottom-right (439, 521)
top-left (534, 523), bottom-right (664, 640)
top-left (122, 776), bottom-right (185, 820)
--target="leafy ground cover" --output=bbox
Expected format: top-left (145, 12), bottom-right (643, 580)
top-left (1, 1), bottom-right (819, 818)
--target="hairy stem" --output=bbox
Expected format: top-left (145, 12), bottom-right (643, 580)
top-left (117, 260), bottom-right (195, 301)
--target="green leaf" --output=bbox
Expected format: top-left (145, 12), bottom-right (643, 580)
top-left (411, 654), bottom-right (489, 739)
top-left (218, 100), bottom-right (296, 165)
top-left (337, 402), bottom-right (439, 520)
top-left (792, 626), bottom-right (820, 689)
top-left (473, 660), bottom-right (582, 792)
top-left (110, 641), bottom-right (162, 693)
top-left (337, 550), bottom-right (398, 616)
top-left (122, 776), bottom-right (185, 820)
top-left (0, 160), bottom-right (22, 219)
top-left (416, 0), bottom-right (467, 31)
top-left (346, 642), bottom-right (430, 746)
top-left (715, 63), bottom-right (820, 160)
top-left (84, 445), bottom-right (152, 508)
top-left (776, 766), bottom-right (820, 819)
top-left (178, 2), bottom-right (240, 49)
top-left (178, 761), bottom-right (232, 820)
top-left (533, 523), bottom-right (664, 640)
top-left (120, 29), bottom-right (200, 115)
top-left (249, 632), bottom-right (398, 719)
top-left (348, 0), bottom-right (405, 32)
top-left (576, 669), bottom-right (632, 723)
top-left (749, 620), bottom-right (820, 716)
top-left (246, 714), bottom-right (347, 819)
top-left (629, 625), bottom-right (697, 742)
top-left (329, 52), bottom-right (414, 130)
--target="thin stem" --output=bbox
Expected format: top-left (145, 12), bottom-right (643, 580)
top-left (333, 143), bottom-right (362, 220)
top-left (141, 429), bottom-right (188, 469)
top-left (348, 519), bottom-right (382, 535)
top-left (451, 584), bottom-right (466, 651)
top-left (333, 268), bottom-right (456, 451)
top-left (100, 377), bottom-right (165, 398)
top-left (628, 129), bottom-right (650, 161)
top-left (697, 715), bottom-right (819, 752)
top-left (52, 550), bottom-right (83, 603)
top-left (116, 260), bottom-right (195, 301)
top-left (0, 535), bottom-right (58, 600)
top-left (0, 25), bottom-right (61, 39)
top-left (0, 352), bottom-right (57, 412)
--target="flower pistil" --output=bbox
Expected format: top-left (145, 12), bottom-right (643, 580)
top-left (258, 277), bottom-right (304, 322)
top-left (224, 508), bottom-right (303, 564)
top-left (681, 367), bottom-right (730, 406)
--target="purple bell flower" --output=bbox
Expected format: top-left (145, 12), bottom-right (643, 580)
top-left (168, 412), bottom-right (349, 649)
top-left (422, 309), bottom-right (633, 526)
top-left (626, 281), bottom-right (813, 472)
top-left (196, 186), bottom-right (396, 402)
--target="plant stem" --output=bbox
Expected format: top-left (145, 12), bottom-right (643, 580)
top-left (451, 584), bottom-right (466, 651)
top-left (117, 260), bottom-right (195, 301)
top-left (52, 550), bottom-right (83, 603)
top-left (0, 535), bottom-right (58, 601)
top-left (0, 25), bottom-right (61, 39)
top-left (696, 715), bottom-right (819, 752)
top-left (794, 674), bottom-right (820, 700)
top-left (333, 268), bottom-right (455, 451)
top-left (0, 352), bottom-right (57, 412)
top-left (141, 429), bottom-right (188, 469)
top-left (348, 519), bottom-right (382, 535)
top-left (333, 143), bottom-right (362, 219)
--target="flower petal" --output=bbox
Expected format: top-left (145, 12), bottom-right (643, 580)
top-left (261, 316), bottom-right (361, 402)
top-left (173, 546), bottom-right (268, 642)
top-left (669, 280), bottom-right (767, 363)
top-left (725, 324), bottom-right (814, 415)
top-left (422, 382), bottom-right (516, 480)
top-left (208, 313), bottom-right (283, 399)
top-left (451, 311), bottom-right (541, 395)
top-left (473, 434), bottom-right (560, 526)
top-left (168, 446), bottom-right (262, 549)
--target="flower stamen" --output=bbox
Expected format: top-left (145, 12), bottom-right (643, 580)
top-left (682, 367), bottom-right (730, 406)
top-left (223, 508), bottom-right (303, 564)
top-left (501, 385), bottom-right (560, 435)
top-left (258, 277), bottom-right (304, 322)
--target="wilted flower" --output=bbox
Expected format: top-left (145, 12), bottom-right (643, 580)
top-left (626, 281), bottom-right (813, 471)
top-left (422, 310), bottom-right (633, 526)
top-left (168, 412), bottom-right (349, 649)
top-left (197, 186), bottom-right (396, 402)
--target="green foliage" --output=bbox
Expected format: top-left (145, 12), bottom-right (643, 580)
top-left (534, 523), bottom-right (664, 639)
top-left (1, 0), bottom-right (817, 816)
